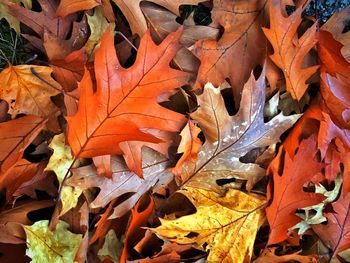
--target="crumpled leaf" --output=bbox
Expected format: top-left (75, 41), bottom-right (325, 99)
top-left (66, 26), bottom-right (190, 176)
top-left (193, 0), bottom-right (267, 105)
top-left (0, 65), bottom-right (62, 118)
top-left (45, 133), bottom-right (82, 215)
top-left (151, 187), bottom-right (266, 263)
top-left (0, 200), bottom-right (53, 244)
top-left (266, 136), bottom-right (325, 245)
top-left (178, 70), bottom-right (301, 193)
top-left (263, 0), bottom-right (319, 100)
top-left (0, 115), bottom-right (46, 174)
top-left (67, 147), bottom-right (174, 219)
top-left (24, 220), bottom-right (82, 263)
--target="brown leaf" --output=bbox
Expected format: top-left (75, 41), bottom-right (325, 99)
top-left (0, 115), bottom-right (46, 174)
top-left (0, 200), bottom-right (53, 244)
top-left (253, 247), bottom-right (318, 263)
top-left (67, 148), bottom-right (174, 219)
top-left (193, 0), bottom-right (267, 105)
top-left (178, 71), bottom-right (300, 193)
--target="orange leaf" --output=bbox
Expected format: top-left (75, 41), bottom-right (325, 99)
top-left (172, 120), bottom-right (202, 176)
top-left (0, 116), bottom-right (47, 174)
top-left (66, 27), bottom-right (190, 176)
top-left (56, 0), bottom-right (101, 17)
top-left (263, 0), bottom-right (318, 100)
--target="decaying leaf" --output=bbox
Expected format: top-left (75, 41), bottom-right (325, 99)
top-left (179, 71), bottom-right (300, 193)
top-left (24, 220), bottom-right (82, 262)
top-left (152, 187), bottom-right (266, 263)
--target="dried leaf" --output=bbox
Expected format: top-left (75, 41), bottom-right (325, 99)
top-left (152, 187), bottom-right (266, 263)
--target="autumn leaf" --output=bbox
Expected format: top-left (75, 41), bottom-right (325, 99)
top-left (263, 0), bottom-right (319, 100)
top-left (312, 188), bottom-right (350, 259)
top-left (0, 0), bottom-right (31, 33)
top-left (152, 187), bottom-right (266, 263)
top-left (0, 115), bottom-right (46, 174)
top-left (266, 136), bottom-right (325, 245)
top-left (0, 200), bottom-right (53, 244)
top-left (67, 147), bottom-right (174, 219)
top-left (0, 65), bottom-right (62, 118)
top-left (97, 229), bottom-right (122, 263)
top-left (24, 220), bottom-right (82, 262)
top-left (253, 247), bottom-right (318, 263)
top-left (178, 71), bottom-right (300, 193)
top-left (172, 120), bottom-right (202, 177)
top-left (193, 0), bottom-right (267, 105)
top-left (45, 133), bottom-right (82, 215)
top-left (66, 26), bottom-right (190, 176)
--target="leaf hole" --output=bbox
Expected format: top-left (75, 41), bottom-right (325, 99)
top-left (185, 232), bottom-right (199, 238)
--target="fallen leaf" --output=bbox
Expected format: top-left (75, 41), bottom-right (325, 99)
top-left (66, 26), bottom-right (190, 176)
top-left (0, 115), bottom-right (46, 174)
top-left (24, 220), bottom-right (83, 262)
top-left (97, 229), bottom-right (122, 263)
top-left (193, 0), bottom-right (267, 105)
top-left (0, 200), bottom-right (53, 244)
top-left (179, 71), bottom-right (300, 193)
top-left (0, 0), bottom-right (31, 33)
top-left (172, 120), bottom-right (202, 177)
top-left (263, 0), bottom-right (319, 100)
top-left (266, 136), bottom-right (325, 245)
top-left (67, 147), bottom-right (174, 219)
top-left (45, 133), bottom-right (82, 215)
top-left (0, 64), bottom-right (62, 118)
top-left (152, 187), bottom-right (266, 263)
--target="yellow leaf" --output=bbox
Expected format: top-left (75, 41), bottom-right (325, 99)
top-left (86, 6), bottom-right (110, 56)
top-left (24, 220), bottom-right (82, 263)
top-left (45, 133), bottom-right (82, 215)
top-left (152, 187), bottom-right (266, 263)
top-left (0, 64), bottom-right (62, 118)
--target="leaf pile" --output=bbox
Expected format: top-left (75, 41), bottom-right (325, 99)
top-left (0, 0), bottom-right (349, 262)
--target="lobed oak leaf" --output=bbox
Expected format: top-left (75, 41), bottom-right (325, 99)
top-left (45, 133), bottom-right (82, 215)
top-left (266, 136), bottom-right (325, 245)
top-left (151, 187), bottom-right (266, 263)
top-left (312, 189), bottom-right (350, 259)
top-left (0, 65), bottom-right (62, 118)
top-left (56, 0), bottom-right (101, 17)
top-left (24, 220), bottom-right (83, 263)
top-left (67, 147), bottom-right (174, 219)
top-left (263, 0), bottom-right (319, 100)
top-left (141, 2), bottom-right (220, 74)
top-left (193, 0), bottom-right (267, 105)
top-left (66, 26), bottom-right (191, 176)
top-left (0, 200), bottom-right (53, 244)
top-left (0, 0), bottom-right (31, 33)
top-left (179, 71), bottom-right (300, 193)
top-left (0, 115), bottom-right (47, 174)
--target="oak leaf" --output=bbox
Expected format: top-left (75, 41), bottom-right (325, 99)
top-left (266, 136), bottom-right (325, 245)
top-left (0, 200), bottom-right (53, 244)
top-left (178, 71), bottom-right (300, 193)
top-left (67, 148), bottom-right (174, 219)
top-left (45, 133), bottom-right (82, 215)
top-left (66, 27), bottom-right (190, 176)
top-left (0, 0), bottom-right (31, 33)
top-left (263, 0), bottom-right (319, 100)
top-left (152, 187), bottom-right (266, 263)
top-left (253, 247), bottom-right (318, 263)
top-left (0, 65), bottom-right (62, 118)
top-left (0, 115), bottom-right (46, 174)
top-left (24, 220), bottom-right (83, 262)
top-left (193, 0), bottom-right (267, 105)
